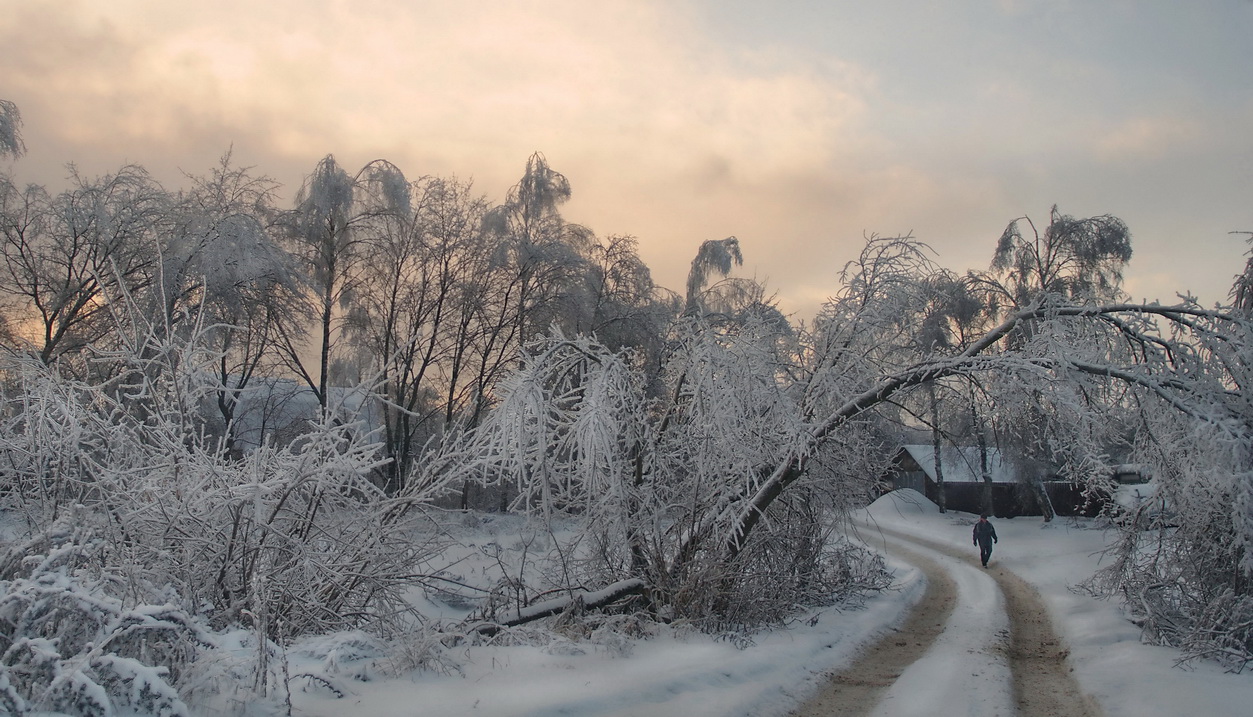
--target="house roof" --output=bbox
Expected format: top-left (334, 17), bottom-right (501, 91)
top-left (895, 445), bottom-right (1019, 484)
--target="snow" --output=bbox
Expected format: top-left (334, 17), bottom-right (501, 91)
top-left (898, 444), bottom-right (1019, 484)
top-left (866, 540), bottom-right (1014, 717)
top-left (280, 489), bottom-right (1253, 717)
top-left (288, 571), bottom-right (915, 717)
top-left (862, 490), bottom-right (1253, 717)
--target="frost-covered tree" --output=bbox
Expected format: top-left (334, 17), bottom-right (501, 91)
top-left (0, 166), bottom-right (167, 364)
top-left (483, 153), bottom-right (595, 345)
top-left (161, 154), bottom-right (300, 455)
top-left (278, 156), bottom-right (407, 410)
top-left (571, 233), bottom-right (677, 357)
top-left (444, 240), bottom-right (901, 626)
top-left (984, 205), bottom-right (1132, 311)
top-left (1066, 295), bottom-right (1253, 669)
top-left (961, 207), bottom-right (1134, 518)
top-left (0, 99), bottom-right (24, 160)
top-left (684, 236), bottom-right (742, 315)
top-left (449, 319), bottom-right (887, 627)
top-left (345, 174), bottom-right (497, 491)
top-left (160, 155), bottom-right (291, 329)
top-left (1230, 231), bottom-right (1253, 313)
top-left (426, 178), bottom-right (525, 429)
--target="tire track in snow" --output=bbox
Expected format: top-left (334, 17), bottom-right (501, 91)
top-left (860, 528), bottom-right (1015, 717)
top-left (885, 528), bottom-right (1101, 717)
top-left (796, 523), bottom-right (1101, 717)
top-left (790, 538), bottom-right (959, 716)
top-left (990, 558), bottom-right (1104, 717)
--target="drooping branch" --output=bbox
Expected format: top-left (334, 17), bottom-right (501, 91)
top-left (1064, 358), bottom-right (1245, 438)
top-left (723, 353), bottom-right (996, 563)
top-left (720, 300), bottom-right (1252, 565)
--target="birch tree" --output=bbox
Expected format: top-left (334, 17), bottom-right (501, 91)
top-left (0, 99), bottom-right (24, 160)
top-left (277, 156), bottom-right (407, 410)
top-left (572, 233), bottom-right (677, 357)
top-left (964, 207), bottom-right (1135, 518)
top-left (986, 205), bottom-right (1132, 310)
top-left (684, 236), bottom-right (742, 315)
top-left (168, 155), bottom-right (300, 456)
top-left (483, 153), bottom-right (594, 345)
top-left (346, 174), bottom-right (497, 491)
top-left (0, 166), bottom-right (167, 365)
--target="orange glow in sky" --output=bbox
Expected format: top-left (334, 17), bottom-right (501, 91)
top-left (3, 0), bottom-right (1251, 319)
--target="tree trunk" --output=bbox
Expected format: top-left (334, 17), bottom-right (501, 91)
top-left (931, 385), bottom-right (947, 513)
top-left (466, 578), bottom-right (647, 637)
top-left (1030, 474), bottom-right (1056, 522)
top-left (977, 421), bottom-right (993, 516)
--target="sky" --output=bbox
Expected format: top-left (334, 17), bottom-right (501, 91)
top-left (2, 0), bottom-right (1251, 320)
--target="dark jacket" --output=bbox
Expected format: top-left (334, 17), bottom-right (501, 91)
top-left (973, 519), bottom-right (998, 545)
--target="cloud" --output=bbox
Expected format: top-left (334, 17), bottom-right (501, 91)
top-left (2, 1), bottom-right (877, 211)
top-left (2, 0), bottom-right (1247, 320)
top-left (1, 0), bottom-right (882, 306)
top-left (1093, 115), bottom-right (1204, 163)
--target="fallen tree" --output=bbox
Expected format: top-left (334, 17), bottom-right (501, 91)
top-left (465, 578), bottom-right (648, 638)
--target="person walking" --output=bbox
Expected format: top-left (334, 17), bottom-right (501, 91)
top-left (973, 514), bottom-right (998, 567)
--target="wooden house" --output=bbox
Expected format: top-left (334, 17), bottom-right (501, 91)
top-left (883, 445), bottom-right (1090, 517)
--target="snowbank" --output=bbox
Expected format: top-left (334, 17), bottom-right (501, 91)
top-left (866, 487), bottom-right (940, 516)
top-left (286, 583), bottom-right (920, 717)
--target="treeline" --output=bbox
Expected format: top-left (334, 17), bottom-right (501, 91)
top-left (0, 151), bottom-right (753, 494)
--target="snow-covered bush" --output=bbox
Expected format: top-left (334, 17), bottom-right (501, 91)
top-left (0, 309), bottom-right (453, 641)
top-left (1084, 410), bottom-right (1253, 671)
top-left (0, 527), bottom-right (205, 716)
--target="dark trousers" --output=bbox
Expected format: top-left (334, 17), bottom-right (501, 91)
top-left (977, 538), bottom-right (994, 566)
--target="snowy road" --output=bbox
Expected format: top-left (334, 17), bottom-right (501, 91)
top-left (796, 522), bottom-right (1099, 717)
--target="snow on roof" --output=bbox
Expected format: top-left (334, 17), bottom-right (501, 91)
top-left (897, 445), bottom-right (1019, 484)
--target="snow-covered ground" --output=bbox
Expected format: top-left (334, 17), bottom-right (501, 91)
top-left (285, 491), bottom-right (1253, 716)
top-left (861, 490), bottom-right (1253, 717)
top-left (849, 524), bottom-right (1016, 717)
